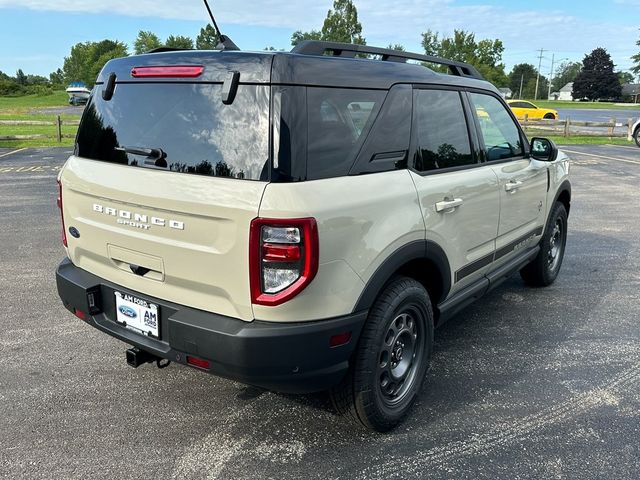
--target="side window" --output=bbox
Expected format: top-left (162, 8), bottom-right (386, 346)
top-left (307, 88), bottom-right (385, 180)
top-left (413, 89), bottom-right (474, 172)
top-left (469, 93), bottom-right (524, 162)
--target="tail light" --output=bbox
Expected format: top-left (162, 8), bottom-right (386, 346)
top-left (57, 180), bottom-right (67, 247)
top-left (249, 218), bottom-right (319, 306)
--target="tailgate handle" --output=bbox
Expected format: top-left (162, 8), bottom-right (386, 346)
top-left (130, 264), bottom-right (151, 277)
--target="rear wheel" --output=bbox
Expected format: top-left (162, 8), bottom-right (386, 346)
top-left (634, 127), bottom-right (640, 148)
top-left (543, 113), bottom-right (555, 119)
top-left (520, 202), bottom-right (567, 286)
top-left (330, 277), bottom-right (433, 432)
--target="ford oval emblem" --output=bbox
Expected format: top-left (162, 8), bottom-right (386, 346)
top-left (119, 305), bottom-right (137, 319)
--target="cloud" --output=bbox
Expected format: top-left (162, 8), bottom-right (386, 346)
top-left (0, 0), bottom-right (637, 70)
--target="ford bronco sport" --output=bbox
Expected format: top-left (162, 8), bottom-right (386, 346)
top-left (55, 41), bottom-right (571, 432)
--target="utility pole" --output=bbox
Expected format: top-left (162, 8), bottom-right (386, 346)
top-left (534, 48), bottom-right (545, 100)
top-left (519, 74), bottom-right (524, 99)
top-left (547, 53), bottom-right (555, 100)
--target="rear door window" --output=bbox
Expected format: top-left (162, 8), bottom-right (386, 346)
top-left (76, 83), bottom-right (270, 180)
top-left (306, 88), bottom-right (385, 180)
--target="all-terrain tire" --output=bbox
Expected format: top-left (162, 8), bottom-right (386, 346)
top-left (330, 276), bottom-right (434, 432)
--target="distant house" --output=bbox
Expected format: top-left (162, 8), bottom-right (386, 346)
top-left (622, 83), bottom-right (640, 103)
top-left (556, 82), bottom-right (573, 101)
top-left (498, 87), bottom-right (512, 99)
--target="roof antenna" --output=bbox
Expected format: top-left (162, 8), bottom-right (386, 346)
top-left (203, 0), bottom-right (240, 51)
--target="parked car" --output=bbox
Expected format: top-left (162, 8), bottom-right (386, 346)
top-left (508, 100), bottom-right (558, 120)
top-left (632, 118), bottom-right (640, 147)
top-left (55, 41), bottom-right (571, 432)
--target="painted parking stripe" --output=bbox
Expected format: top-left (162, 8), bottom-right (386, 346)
top-left (561, 148), bottom-right (640, 166)
top-left (0, 148), bottom-right (27, 159)
top-left (605, 144), bottom-right (640, 151)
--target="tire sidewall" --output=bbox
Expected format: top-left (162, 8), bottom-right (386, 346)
top-left (541, 203), bottom-right (568, 283)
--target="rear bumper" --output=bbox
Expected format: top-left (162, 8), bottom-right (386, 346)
top-left (56, 258), bottom-right (366, 393)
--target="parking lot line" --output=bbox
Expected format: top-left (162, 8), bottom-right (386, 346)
top-left (605, 144), bottom-right (639, 151)
top-left (561, 148), bottom-right (640, 165)
top-left (0, 147), bottom-right (27, 159)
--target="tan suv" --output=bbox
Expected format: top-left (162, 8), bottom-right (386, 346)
top-left (55, 41), bottom-right (571, 431)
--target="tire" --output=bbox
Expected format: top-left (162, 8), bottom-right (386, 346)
top-left (543, 113), bottom-right (555, 119)
top-left (520, 202), bottom-right (568, 287)
top-left (634, 127), bottom-right (640, 148)
top-left (330, 276), bottom-right (434, 432)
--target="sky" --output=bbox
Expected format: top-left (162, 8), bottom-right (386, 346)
top-left (0, 0), bottom-right (638, 80)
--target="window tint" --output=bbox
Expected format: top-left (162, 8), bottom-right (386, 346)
top-left (413, 89), bottom-right (474, 172)
top-left (307, 87), bottom-right (385, 180)
top-left (470, 93), bottom-right (524, 162)
top-left (76, 84), bottom-right (270, 180)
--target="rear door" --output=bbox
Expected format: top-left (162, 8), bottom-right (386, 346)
top-left (409, 87), bottom-right (500, 295)
top-left (467, 92), bottom-right (547, 267)
top-left (60, 78), bottom-right (271, 321)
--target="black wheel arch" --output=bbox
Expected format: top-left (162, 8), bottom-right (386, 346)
top-left (353, 240), bottom-right (451, 316)
top-left (552, 179), bottom-right (571, 217)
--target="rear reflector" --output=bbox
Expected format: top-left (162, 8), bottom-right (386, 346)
top-left (131, 65), bottom-right (204, 78)
top-left (186, 355), bottom-right (210, 370)
top-left (74, 309), bottom-right (87, 321)
top-left (329, 331), bottom-right (352, 347)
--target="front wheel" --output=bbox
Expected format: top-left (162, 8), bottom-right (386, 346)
top-left (520, 202), bottom-right (568, 286)
top-left (634, 127), bottom-right (640, 148)
top-left (330, 277), bottom-right (434, 432)
top-left (544, 113), bottom-right (556, 120)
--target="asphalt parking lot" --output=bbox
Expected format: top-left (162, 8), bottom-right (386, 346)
top-left (1, 144), bottom-right (639, 479)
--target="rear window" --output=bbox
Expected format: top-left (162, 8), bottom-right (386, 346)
top-left (76, 83), bottom-right (270, 180)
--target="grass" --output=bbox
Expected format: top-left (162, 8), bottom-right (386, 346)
top-left (0, 91), bottom-right (79, 148)
top-left (524, 100), bottom-right (640, 110)
top-left (550, 136), bottom-right (633, 145)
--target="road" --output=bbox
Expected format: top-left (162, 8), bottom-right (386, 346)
top-left (556, 108), bottom-right (640, 122)
top-left (1, 145), bottom-right (639, 479)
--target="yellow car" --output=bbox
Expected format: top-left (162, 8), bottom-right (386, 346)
top-left (507, 100), bottom-right (558, 120)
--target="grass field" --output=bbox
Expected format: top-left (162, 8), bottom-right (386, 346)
top-left (0, 91), bottom-right (79, 148)
top-left (524, 100), bottom-right (640, 110)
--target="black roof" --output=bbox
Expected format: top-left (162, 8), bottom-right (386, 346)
top-left (97, 43), bottom-right (496, 93)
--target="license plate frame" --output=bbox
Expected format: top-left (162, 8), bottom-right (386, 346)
top-left (114, 291), bottom-right (160, 338)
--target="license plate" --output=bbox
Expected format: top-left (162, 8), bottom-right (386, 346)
top-left (114, 291), bottom-right (160, 338)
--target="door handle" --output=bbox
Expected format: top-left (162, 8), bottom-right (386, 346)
top-left (435, 197), bottom-right (463, 213)
top-left (505, 180), bottom-right (523, 193)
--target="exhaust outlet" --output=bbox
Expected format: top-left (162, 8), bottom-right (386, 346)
top-left (126, 347), bottom-right (160, 368)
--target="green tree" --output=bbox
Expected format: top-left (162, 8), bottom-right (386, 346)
top-left (573, 48), bottom-right (622, 101)
top-left (551, 61), bottom-right (581, 92)
top-left (508, 63), bottom-right (548, 99)
top-left (15, 69), bottom-right (27, 85)
top-left (421, 29), bottom-right (508, 86)
top-left (164, 35), bottom-right (194, 50)
top-left (196, 24), bottom-right (220, 50)
top-left (134, 30), bottom-right (162, 54)
top-left (617, 71), bottom-right (635, 85)
top-left (63, 40), bottom-right (128, 85)
top-left (387, 44), bottom-right (405, 51)
top-left (49, 68), bottom-right (64, 86)
top-left (631, 30), bottom-right (640, 78)
top-left (321, 0), bottom-right (365, 44)
top-left (291, 0), bottom-right (365, 47)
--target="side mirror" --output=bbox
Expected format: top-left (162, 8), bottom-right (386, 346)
top-left (530, 137), bottom-right (558, 162)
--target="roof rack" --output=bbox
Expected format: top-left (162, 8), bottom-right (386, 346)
top-left (291, 41), bottom-right (484, 80)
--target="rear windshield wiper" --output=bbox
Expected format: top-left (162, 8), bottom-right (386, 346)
top-left (114, 146), bottom-right (168, 168)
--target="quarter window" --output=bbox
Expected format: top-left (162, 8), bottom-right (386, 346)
top-left (412, 89), bottom-right (474, 172)
top-left (469, 93), bottom-right (524, 162)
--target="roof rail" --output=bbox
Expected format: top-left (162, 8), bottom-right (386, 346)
top-left (291, 41), bottom-right (484, 80)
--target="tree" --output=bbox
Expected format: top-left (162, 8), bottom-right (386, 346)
top-left (573, 48), bottom-right (622, 101)
top-left (617, 71), bottom-right (635, 85)
top-left (551, 61), bottom-right (581, 92)
top-left (49, 68), bottom-right (64, 86)
top-left (291, 0), bottom-right (365, 47)
top-left (421, 29), bottom-right (508, 87)
top-left (320, 0), bottom-right (365, 44)
top-left (134, 31), bottom-right (162, 54)
top-left (15, 69), bottom-right (27, 85)
top-left (387, 44), bottom-right (405, 51)
top-left (196, 24), bottom-right (220, 50)
top-left (631, 30), bottom-right (640, 78)
top-left (164, 35), bottom-right (194, 50)
top-left (63, 40), bottom-right (128, 85)
top-left (508, 63), bottom-right (549, 99)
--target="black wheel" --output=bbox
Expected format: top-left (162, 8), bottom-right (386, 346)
top-left (330, 277), bottom-right (433, 432)
top-left (543, 113), bottom-right (555, 119)
top-left (634, 127), bottom-right (640, 148)
top-left (520, 202), bottom-right (568, 286)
